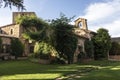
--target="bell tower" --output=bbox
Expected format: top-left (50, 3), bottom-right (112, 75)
top-left (75, 18), bottom-right (88, 30)
top-left (12, 12), bottom-right (36, 24)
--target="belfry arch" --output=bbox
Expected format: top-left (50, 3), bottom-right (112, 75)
top-left (75, 18), bottom-right (88, 30)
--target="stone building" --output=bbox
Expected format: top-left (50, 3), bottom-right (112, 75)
top-left (111, 37), bottom-right (120, 44)
top-left (73, 18), bottom-right (95, 63)
top-left (0, 12), bottom-right (95, 61)
top-left (0, 12), bottom-right (36, 58)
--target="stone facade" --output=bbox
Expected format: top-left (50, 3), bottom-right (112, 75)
top-left (0, 12), bottom-right (36, 58)
top-left (75, 18), bottom-right (88, 30)
top-left (0, 12), bottom-right (95, 62)
top-left (73, 18), bottom-right (95, 63)
top-left (0, 24), bottom-right (21, 38)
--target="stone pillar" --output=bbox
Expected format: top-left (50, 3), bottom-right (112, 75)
top-left (73, 46), bottom-right (80, 63)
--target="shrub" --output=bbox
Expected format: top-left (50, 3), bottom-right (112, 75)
top-left (34, 41), bottom-right (58, 59)
top-left (84, 40), bottom-right (94, 58)
top-left (92, 28), bottom-right (111, 60)
top-left (10, 38), bottom-right (24, 59)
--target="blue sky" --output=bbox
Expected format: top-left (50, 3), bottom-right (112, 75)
top-left (0, 0), bottom-right (120, 37)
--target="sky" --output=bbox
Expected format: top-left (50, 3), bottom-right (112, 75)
top-left (0, 0), bottom-right (120, 37)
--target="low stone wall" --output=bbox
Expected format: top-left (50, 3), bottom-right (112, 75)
top-left (38, 59), bottom-right (50, 64)
top-left (109, 55), bottom-right (120, 61)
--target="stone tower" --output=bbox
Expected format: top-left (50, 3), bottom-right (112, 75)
top-left (12, 12), bottom-right (36, 24)
top-left (75, 18), bottom-right (88, 30)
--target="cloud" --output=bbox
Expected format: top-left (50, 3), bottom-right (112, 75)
top-left (80, 0), bottom-right (120, 37)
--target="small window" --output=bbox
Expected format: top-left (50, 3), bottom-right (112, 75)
top-left (10, 29), bottom-right (13, 35)
top-left (79, 22), bottom-right (82, 28)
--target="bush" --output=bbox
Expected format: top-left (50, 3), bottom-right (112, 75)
top-left (92, 28), bottom-right (111, 60)
top-left (10, 38), bottom-right (24, 59)
top-left (34, 41), bottom-right (58, 59)
top-left (84, 40), bottom-right (94, 58)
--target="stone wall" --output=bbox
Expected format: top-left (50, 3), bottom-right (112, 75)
top-left (1, 37), bottom-right (11, 45)
top-left (0, 24), bottom-right (21, 38)
top-left (109, 55), bottom-right (120, 61)
top-left (12, 12), bottom-right (36, 24)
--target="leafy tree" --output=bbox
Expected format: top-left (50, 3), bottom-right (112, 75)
top-left (0, 0), bottom-right (25, 10)
top-left (84, 39), bottom-right (94, 58)
top-left (16, 15), bottom-right (52, 43)
top-left (17, 14), bottom-right (77, 64)
top-left (109, 42), bottom-right (120, 55)
top-left (50, 14), bottom-right (77, 64)
top-left (10, 38), bottom-right (24, 59)
top-left (93, 28), bottom-right (111, 60)
top-left (17, 15), bottom-right (58, 60)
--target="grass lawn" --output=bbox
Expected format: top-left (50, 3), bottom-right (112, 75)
top-left (0, 60), bottom-right (120, 80)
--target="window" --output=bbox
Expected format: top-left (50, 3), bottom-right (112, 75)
top-left (79, 22), bottom-right (82, 28)
top-left (10, 29), bottom-right (13, 35)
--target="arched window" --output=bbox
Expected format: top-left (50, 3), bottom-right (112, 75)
top-left (79, 21), bottom-right (82, 28)
top-left (10, 29), bottom-right (13, 35)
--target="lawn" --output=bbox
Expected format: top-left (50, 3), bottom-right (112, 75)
top-left (0, 60), bottom-right (120, 80)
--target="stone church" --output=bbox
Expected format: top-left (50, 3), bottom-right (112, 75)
top-left (0, 12), bottom-right (36, 58)
top-left (0, 12), bottom-right (94, 61)
top-left (73, 18), bottom-right (95, 62)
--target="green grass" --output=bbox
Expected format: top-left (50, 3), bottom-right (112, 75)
top-left (0, 60), bottom-right (120, 80)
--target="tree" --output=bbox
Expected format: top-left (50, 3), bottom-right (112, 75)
top-left (10, 38), bottom-right (24, 59)
top-left (0, 0), bottom-right (25, 10)
top-left (84, 39), bottom-right (94, 58)
top-left (34, 41), bottom-right (58, 59)
top-left (16, 14), bottom-right (77, 64)
top-left (93, 28), bottom-right (111, 60)
top-left (50, 14), bottom-right (77, 64)
top-left (16, 15), bottom-right (52, 43)
top-left (17, 15), bottom-right (58, 60)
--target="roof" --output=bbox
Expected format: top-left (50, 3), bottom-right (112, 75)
top-left (111, 37), bottom-right (120, 42)
top-left (0, 34), bottom-right (18, 38)
top-left (74, 18), bottom-right (87, 22)
top-left (74, 28), bottom-right (94, 39)
top-left (0, 23), bottom-right (16, 28)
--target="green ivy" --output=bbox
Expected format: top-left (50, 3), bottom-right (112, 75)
top-left (10, 38), bottom-right (24, 59)
top-left (34, 41), bottom-right (58, 59)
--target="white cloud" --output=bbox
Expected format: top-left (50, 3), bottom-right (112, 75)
top-left (80, 0), bottom-right (120, 37)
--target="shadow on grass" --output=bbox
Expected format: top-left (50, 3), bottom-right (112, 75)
top-left (0, 60), bottom-right (120, 80)
top-left (0, 60), bottom-right (79, 79)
